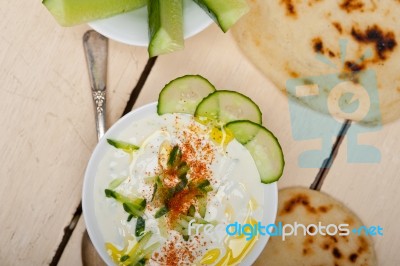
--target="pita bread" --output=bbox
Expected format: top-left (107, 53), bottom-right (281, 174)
top-left (232, 0), bottom-right (400, 125)
top-left (254, 187), bottom-right (376, 266)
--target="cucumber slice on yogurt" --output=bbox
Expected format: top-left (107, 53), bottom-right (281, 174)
top-left (193, 0), bottom-right (249, 32)
top-left (194, 91), bottom-right (262, 125)
top-left (107, 139), bottom-right (139, 153)
top-left (148, 0), bottom-right (184, 57)
top-left (226, 120), bottom-right (284, 184)
top-left (157, 75), bottom-right (216, 115)
top-left (42, 0), bottom-right (146, 26)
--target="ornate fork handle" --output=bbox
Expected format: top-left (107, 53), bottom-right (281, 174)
top-left (83, 30), bottom-right (108, 141)
top-left (91, 90), bottom-right (106, 139)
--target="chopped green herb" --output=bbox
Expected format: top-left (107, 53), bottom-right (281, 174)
top-left (165, 187), bottom-right (175, 200)
top-left (105, 188), bottom-right (147, 217)
top-left (155, 206), bottom-right (169, 218)
top-left (197, 179), bottom-right (213, 193)
top-left (120, 254), bottom-right (130, 262)
top-left (134, 258), bottom-right (146, 266)
top-left (167, 145), bottom-right (180, 167)
top-left (135, 217), bottom-right (146, 237)
top-left (201, 185), bottom-right (213, 193)
top-left (136, 198), bottom-right (147, 209)
top-left (187, 205), bottom-right (196, 217)
top-left (104, 189), bottom-right (117, 199)
top-left (197, 196), bottom-right (207, 218)
top-left (127, 214), bottom-right (134, 222)
top-left (156, 175), bottom-right (162, 186)
top-left (177, 162), bottom-right (190, 177)
top-left (197, 179), bottom-right (211, 189)
top-left (105, 189), bottom-right (146, 207)
top-left (151, 183), bottom-right (158, 202)
top-left (174, 177), bottom-right (188, 194)
top-left (183, 235), bottom-right (189, 241)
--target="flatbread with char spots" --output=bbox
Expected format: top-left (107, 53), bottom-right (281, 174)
top-left (232, 0), bottom-right (400, 125)
top-left (254, 187), bottom-right (376, 266)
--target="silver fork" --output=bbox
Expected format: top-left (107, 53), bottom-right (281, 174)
top-left (83, 30), bottom-right (108, 141)
top-left (82, 30), bottom-right (108, 266)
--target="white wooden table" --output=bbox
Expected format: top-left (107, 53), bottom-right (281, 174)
top-left (1, 1), bottom-right (399, 265)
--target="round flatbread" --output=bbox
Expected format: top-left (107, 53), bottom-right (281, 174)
top-left (232, 0), bottom-right (400, 125)
top-left (254, 187), bottom-right (376, 266)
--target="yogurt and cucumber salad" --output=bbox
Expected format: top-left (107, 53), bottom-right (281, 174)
top-left (92, 75), bottom-right (284, 265)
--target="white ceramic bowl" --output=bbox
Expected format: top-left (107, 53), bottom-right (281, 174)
top-left (89, 0), bottom-right (213, 46)
top-left (82, 102), bottom-right (278, 265)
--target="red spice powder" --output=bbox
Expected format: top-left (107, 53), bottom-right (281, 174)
top-left (152, 235), bottom-right (200, 265)
top-left (167, 188), bottom-right (198, 224)
top-left (165, 241), bottom-right (179, 265)
top-left (180, 128), bottom-right (214, 183)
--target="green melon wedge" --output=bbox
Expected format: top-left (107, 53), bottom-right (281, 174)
top-left (193, 0), bottom-right (249, 32)
top-left (148, 0), bottom-right (184, 57)
top-left (42, 0), bottom-right (146, 26)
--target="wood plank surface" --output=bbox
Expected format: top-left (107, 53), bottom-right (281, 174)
top-left (0, 1), bottom-right (149, 264)
top-left (321, 120), bottom-right (400, 265)
top-left (58, 218), bottom-right (86, 266)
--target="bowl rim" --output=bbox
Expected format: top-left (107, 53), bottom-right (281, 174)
top-left (88, 1), bottom-right (213, 47)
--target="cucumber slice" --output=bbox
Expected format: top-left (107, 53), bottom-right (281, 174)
top-left (123, 202), bottom-right (145, 217)
top-left (197, 179), bottom-right (213, 193)
top-left (106, 232), bottom-right (158, 265)
top-left (157, 75), bottom-right (216, 115)
top-left (167, 145), bottom-right (183, 167)
top-left (177, 162), bottom-right (190, 178)
top-left (108, 177), bottom-right (127, 190)
top-left (194, 91), bottom-right (262, 125)
top-left (124, 232), bottom-right (155, 265)
top-left (197, 196), bottom-right (207, 218)
top-left (226, 120), bottom-right (284, 184)
top-left (187, 205), bottom-right (196, 217)
top-left (148, 0), bottom-right (184, 57)
top-left (193, 0), bottom-right (249, 32)
top-left (42, 0), bottom-right (146, 26)
top-left (105, 189), bottom-right (145, 207)
top-left (107, 139), bottom-right (139, 153)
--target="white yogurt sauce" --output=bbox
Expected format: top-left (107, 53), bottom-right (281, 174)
top-left (93, 113), bottom-right (265, 265)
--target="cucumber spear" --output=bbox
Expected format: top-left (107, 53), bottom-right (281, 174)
top-left (193, 0), bottom-right (249, 32)
top-left (148, 0), bottom-right (184, 57)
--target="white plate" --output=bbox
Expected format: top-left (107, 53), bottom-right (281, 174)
top-left (89, 0), bottom-right (213, 46)
top-left (82, 102), bottom-right (278, 265)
